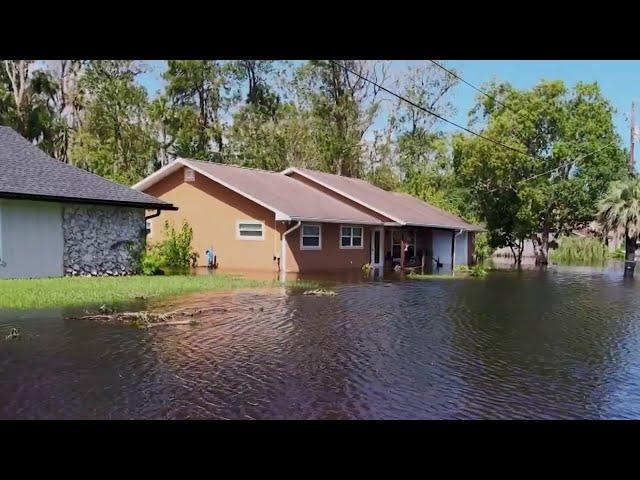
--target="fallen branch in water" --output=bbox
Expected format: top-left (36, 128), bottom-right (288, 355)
top-left (302, 288), bottom-right (336, 296)
top-left (71, 306), bottom-right (228, 329)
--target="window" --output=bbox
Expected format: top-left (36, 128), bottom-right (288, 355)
top-left (237, 220), bottom-right (264, 240)
top-left (300, 224), bottom-right (322, 250)
top-left (184, 168), bottom-right (195, 182)
top-left (340, 225), bottom-right (363, 249)
top-left (146, 220), bottom-right (152, 237)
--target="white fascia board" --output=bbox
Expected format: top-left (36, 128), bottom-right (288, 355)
top-left (289, 216), bottom-right (383, 226)
top-left (132, 160), bottom-right (184, 191)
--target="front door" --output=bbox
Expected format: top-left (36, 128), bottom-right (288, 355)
top-left (370, 228), bottom-right (383, 268)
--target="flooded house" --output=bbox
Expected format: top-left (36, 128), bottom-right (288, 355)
top-left (0, 127), bottom-right (175, 279)
top-left (134, 159), bottom-right (482, 275)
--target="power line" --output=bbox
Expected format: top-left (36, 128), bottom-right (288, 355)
top-left (329, 60), bottom-right (616, 191)
top-left (427, 59), bottom-right (524, 119)
top-left (328, 60), bottom-right (538, 161)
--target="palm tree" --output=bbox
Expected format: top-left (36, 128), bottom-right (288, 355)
top-left (597, 178), bottom-right (640, 276)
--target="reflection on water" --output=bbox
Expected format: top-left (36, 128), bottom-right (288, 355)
top-left (3, 265), bottom-right (640, 419)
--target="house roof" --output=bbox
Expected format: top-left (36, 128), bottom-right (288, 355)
top-left (0, 126), bottom-right (175, 210)
top-left (283, 167), bottom-right (483, 231)
top-left (133, 158), bottom-right (384, 225)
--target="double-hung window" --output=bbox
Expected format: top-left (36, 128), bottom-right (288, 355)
top-left (237, 220), bottom-right (264, 240)
top-left (300, 224), bottom-right (322, 250)
top-left (340, 225), bottom-right (363, 249)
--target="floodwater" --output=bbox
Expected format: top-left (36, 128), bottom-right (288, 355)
top-left (3, 264), bottom-right (640, 419)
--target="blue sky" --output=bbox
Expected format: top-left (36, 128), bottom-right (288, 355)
top-left (138, 60), bottom-right (638, 151)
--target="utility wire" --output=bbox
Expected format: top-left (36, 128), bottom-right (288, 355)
top-left (329, 60), bottom-right (615, 191)
top-left (427, 59), bottom-right (526, 120)
top-left (328, 60), bottom-right (537, 161)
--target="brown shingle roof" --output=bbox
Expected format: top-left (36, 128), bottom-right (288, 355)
top-left (136, 159), bottom-right (384, 225)
top-left (284, 167), bottom-right (483, 231)
top-left (0, 126), bottom-right (174, 210)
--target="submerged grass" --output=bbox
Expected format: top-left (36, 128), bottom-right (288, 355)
top-left (0, 275), bottom-right (319, 310)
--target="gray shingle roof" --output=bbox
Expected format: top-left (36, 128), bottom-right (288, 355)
top-left (0, 126), bottom-right (174, 209)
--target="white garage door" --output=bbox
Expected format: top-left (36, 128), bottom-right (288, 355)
top-left (0, 199), bottom-right (64, 279)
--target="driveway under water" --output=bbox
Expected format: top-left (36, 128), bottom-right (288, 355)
top-left (2, 265), bottom-right (640, 419)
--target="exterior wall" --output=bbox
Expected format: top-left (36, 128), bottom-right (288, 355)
top-left (0, 199), bottom-right (64, 279)
top-left (143, 168), bottom-right (280, 272)
top-left (63, 205), bottom-right (145, 276)
top-left (432, 228), bottom-right (471, 267)
top-left (433, 229), bottom-right (454, 267)
top-left (454, 231), bottom-right (468, 266)
top-left (284, 222), bottom-right (372, 272)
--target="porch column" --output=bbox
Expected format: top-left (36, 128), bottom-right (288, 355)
top-left (400, 231), bottom-right (406, 271)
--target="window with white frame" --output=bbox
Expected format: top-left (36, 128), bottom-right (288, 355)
top-left (340, 225), bottom-right (363, 249)
top-left (146, 219), bottom-right (152, 237)
top-left (300, 224), bottom-right (321, 250)
top-left (237, 220), bottom-right (264, 240)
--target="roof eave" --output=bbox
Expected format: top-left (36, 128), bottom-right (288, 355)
top-left (0, 191), bottom-right (177, 211)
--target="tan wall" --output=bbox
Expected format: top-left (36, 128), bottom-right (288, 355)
top-left (285, 222), bottom-right (373, 272)
top-left (143, 168), bottom-right (280, 272)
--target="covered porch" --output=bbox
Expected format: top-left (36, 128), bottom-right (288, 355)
top-left (369, 226), bottom-right (474, 273)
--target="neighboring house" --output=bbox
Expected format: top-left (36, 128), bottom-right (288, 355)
top-left (134, 158), bottom-right (482, 275)
top-left (0, 127), bottom-right (175, 279)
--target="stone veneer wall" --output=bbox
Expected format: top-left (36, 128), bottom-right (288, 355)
top-left (62, 205), bottom-right (145, 276)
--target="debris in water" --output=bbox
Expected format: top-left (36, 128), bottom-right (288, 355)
top-left (5, 328), bottom-right (20, 340)
top-left (71, 306), bottom-right (228, 329)
top-left (303, 288), bottom-right (337, 297)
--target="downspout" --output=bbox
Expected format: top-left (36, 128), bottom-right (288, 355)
top-left (145, 209), bottom-right (162, 221)
top-left (280, 221), bottom-right (301, 282)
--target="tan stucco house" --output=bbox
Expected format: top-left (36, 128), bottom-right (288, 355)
top-left (133, 158), bottom-right (482, 275)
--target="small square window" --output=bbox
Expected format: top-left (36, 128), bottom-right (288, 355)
top-left (301, 224), bottom-right (322, 250)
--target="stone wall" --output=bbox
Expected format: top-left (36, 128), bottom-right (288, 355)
top-left (62, 205), bottom-right (145, 276)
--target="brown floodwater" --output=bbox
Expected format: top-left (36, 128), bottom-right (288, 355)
top-left (2, 264), bottom-right (640, 419)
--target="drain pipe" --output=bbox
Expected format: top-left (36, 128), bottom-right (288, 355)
top-left (280, 221), bottom-right (301, 282)
top-left (145, 209), bottom-right (162, 221)
top-left (452, 228), bottom-right (464, 274)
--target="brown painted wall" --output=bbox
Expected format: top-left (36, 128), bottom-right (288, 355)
top-left (143, 168), bottom-right (280, 272)
top-left (285, 222), bottom-right (372, 272)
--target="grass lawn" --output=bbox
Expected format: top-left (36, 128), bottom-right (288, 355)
top-left (0, 274), bottom-right (319, 310)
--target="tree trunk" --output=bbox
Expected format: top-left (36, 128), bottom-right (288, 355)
top-left (624, 228), bottom-right (637, 277)
top-left (534, 226), bottom-right (550, 265)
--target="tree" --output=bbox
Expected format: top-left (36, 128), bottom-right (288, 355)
top-left (69, 60), bottom-right (156, 185)
top-left (161, 60), bottom-right (231, 160)
top-left (293, 60), bottom-right (388, 176)
top-left (456, 80), bottom-right (627, 265)
top-left (0, 60), bottom-right (65, 156)
top-left (597, 178), bottom-right (640, 276)
top-left (45, 60), bottom-right (85, 163)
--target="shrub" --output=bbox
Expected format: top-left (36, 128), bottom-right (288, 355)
top-left (473, 232), bottom-right (493, 264)
top-left (550, 236), bottom-right (607, 265)
top-left (140, 247), bottom-right (165, 276)
top-left (159, 220), bottom-right (196, 270)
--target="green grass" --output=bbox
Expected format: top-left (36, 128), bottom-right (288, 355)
top-left (550, 236), bottom-right (608, 265)
top-left (0, 275), bottom-right (319, 310)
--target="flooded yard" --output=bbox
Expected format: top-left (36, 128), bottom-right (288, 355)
top-left (3, 265), bottom-right (640, 419)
